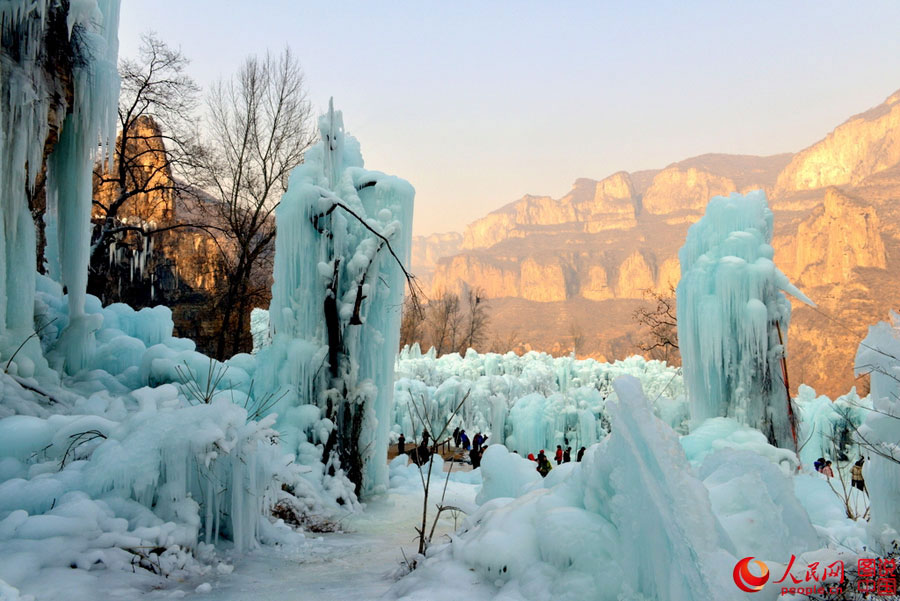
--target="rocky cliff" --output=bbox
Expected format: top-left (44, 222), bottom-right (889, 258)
top-left (775, 90), bottom-right (900, 194)
top-left (91, 116), bottom-right (226, 351)
top-left (416, 89), bottom-right (900, 398)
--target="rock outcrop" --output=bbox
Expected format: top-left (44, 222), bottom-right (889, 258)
top-left (791, 187), bottom-right (886, 285)
top-left (642, 167), bottom-right (736, 214)
top-left (90, 116), bottom-right (227, 352)
top-left (774, 89), bottom-right (900, 193)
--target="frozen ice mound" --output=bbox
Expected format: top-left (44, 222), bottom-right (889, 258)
top-left (475, 444), bottom-right (542, 504)
top-left (697, 448), bottom-right (819, 559)
top-left (681, 417), bottom-right (799, 472)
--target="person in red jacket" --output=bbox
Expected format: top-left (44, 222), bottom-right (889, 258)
top-left (555, 445), bottom-right (563, 465)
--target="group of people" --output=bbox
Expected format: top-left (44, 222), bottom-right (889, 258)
top-left (397, 429), bottom-right (433, 465)
top-left (813, 456), bottom-right (866, 491)
top-left (398, 426), bottom-right (593, 476)
top-left (452, 427), bottom-right (488, 468)
top-left (526, 445), bottom-right (586, 477)
top-left (813, 457), bottom-right (834, 477)
top-left (396, 426), bottom-right (492, 468)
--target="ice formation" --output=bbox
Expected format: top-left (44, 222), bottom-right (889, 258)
top-left (392, 377), bottom-right (763, 601)
top-left (0, 275), bottom-right (359, 596)
top-left (0, 0), bottom-right (120, 379)
top-left (677, 191), bottom-right (812, 450)
top-left (391, 375), bottom-right (855, 601)
top-left (792, 384), bottom-right (869, 470)
top-left (854, 313), bottom-right (900, 550)
top-left (0, 10), bottom-right (367, 596)
top-left (257, 100), bottom-right (414, 497)
top-left (393, 346), bottom-right (685, 454)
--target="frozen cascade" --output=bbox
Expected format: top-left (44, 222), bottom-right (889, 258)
top-left (0, 3), bottom-right (62, 378)
top-left (677, 191), bottom-right (812, 450)
top-left (259, 99), bottom-right (414, 497)
top-left (0, 0), bottom-right (120, 377)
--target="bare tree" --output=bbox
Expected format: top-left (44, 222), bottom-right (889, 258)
top-left (400, 294), bottom-right (425, 349)
top-left (404, 390), bottom-right (469, 568)
top-left (198, 47), bottom-right (315, 358)
top-left (632, 285), bottom-right (680, 363)
top-left (402, 289), bottom-right (492, 355)
top-left (89, 33), bottom-right (208, 301)
top-left (456, 288), bottom-right (489, 353)
top-left (428, 292), bottom-right (462, 356)
top-left (569, 320), bottom-right (585, 356)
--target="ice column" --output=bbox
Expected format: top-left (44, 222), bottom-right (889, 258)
top-left (267, 100), bottom-right (414, 496)
top-left (677, 191), bottom-right (812, 449)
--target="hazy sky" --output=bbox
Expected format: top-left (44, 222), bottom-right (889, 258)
top-left (119, 1), bottom-right (900, 236)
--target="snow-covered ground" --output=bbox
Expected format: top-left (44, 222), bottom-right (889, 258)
top-left (136, 465), bottom-right (479, 601)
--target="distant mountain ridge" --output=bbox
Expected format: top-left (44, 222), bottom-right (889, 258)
top-left (412, 88), bottom-right (900, 397)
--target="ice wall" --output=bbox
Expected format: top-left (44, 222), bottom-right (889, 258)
top-left (0, 0), bottom-right (120, 377)
top-left (677, 191), bottom-right (811, 450)
top-left (855, 315), bottom-right (900, 550)
top-left (260, 100), bottom-right (414, 496)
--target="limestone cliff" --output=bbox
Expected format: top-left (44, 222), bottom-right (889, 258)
top-left (461, 174), bottom-right (640, 250)
top-left (774, 89), bottom-right (900, 194)
top-left (791, 187), bottom-right (886, 285)
top-left (642, 167), bottom-right (736, 214)
top-left (90, 116), bottom-right (227, 352)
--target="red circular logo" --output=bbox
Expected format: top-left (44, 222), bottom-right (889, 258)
top-left (733, 557), bottom-right (770, 593)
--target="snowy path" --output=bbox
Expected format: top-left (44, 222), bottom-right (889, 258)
top-left (141, 481), bottom-right (477, 601)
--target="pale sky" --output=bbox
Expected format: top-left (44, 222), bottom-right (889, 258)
top-left (119, 1), bottom-right (900, 236)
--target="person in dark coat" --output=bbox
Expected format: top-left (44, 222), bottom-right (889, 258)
top-left (422, 429), bottom-right (431, 448)
top-left (460, 430), bottom-right (470, 451)
top-left (470, 444), bottom-right (482, 469)
top-left (398, 433), bottom-right (406, 455)
top-left (536, 450), bottom-right (553, 477)
top-left (473, 432), bottom-right (483, 451)
top-left (453, 426), bottom-right (461, 448)
top-left (577, 447), bottom-right (586, 462)
top-left (814, 457), bottom-right (825, 473)
top-left (851, 457), bottom-right (865, 491)
top-left (563, 447), bottom-right (571, 463)
top-left (417, 440), bottom-right (431, 465)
